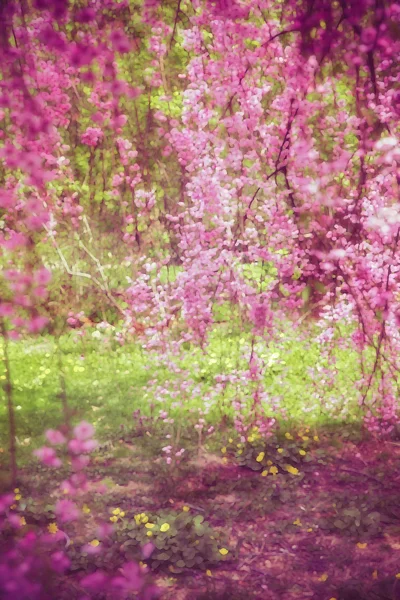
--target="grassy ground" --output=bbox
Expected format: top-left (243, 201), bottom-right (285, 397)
top-left (8, 424), bottom-right (400, 600)
top-left (0, 322), bottom-right (368, 464)
top-left (1, 329), bottom-right (395, 600)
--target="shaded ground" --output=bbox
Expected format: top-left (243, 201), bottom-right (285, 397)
top-left (4, 429), bottom-right (400, 600)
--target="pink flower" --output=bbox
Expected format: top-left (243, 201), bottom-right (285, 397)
top-left (73, 421), bottom-right (95, 441)
top-left (55, 499), bottom-right (79, 523)
top-left (34, 446), bottom-right (62, 468)
top-left (68, 439), bottom-right (83, 454)
top-left (34, 268), bottom-right (52, 286)
top-left (96, 522), bottom-right (114, 540)
top-left (28, 316), bottom-right (49, 334)
top-left (81, 439), bottom-right (98, 452)
top-left (81, 127), bottom-right (103, 147)
top-left (141, 542), bottom-right (155, 559)
top-left (112, 562), bottom-right (142, 592)
top-left (45, 429), bottom-right (66, 445)
top-left (81, 571), bottom-right (108, 591)
top-left (51, 551), bottom-right (70, 574)
top-left (0, 494), bottom-right (13, 513)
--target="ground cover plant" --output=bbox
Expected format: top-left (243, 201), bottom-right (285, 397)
top-left (0, 0), bottom-right (400, 598)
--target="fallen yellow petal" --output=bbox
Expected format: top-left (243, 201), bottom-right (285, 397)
top-left (219, 548), bottom-right (229, 556)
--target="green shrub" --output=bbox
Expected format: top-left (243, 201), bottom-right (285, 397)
top-left (115, 510), bottom-right (231, 572)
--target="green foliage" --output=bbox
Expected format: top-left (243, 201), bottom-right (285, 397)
top-left (115, 510), bottom-right (231, 572)
top-left (228, 428), bottom-right (315, 476)
top-left (319, 495), bottom-right (381, 539)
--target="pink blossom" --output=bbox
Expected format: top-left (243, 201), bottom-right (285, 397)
top-left (34, 446), bottom-right (62, 468)
top-left (28, 316), bottom-right (49, 334)
top-left (55, 499), bottom-right (79, 523)
top-left (73, 421), bottom-right (95, 441)
top-left (34, 268), bottom-right (52, 286)
top-left (81, 127), bottom-right (104, 147)
top-left (45, 429), bottom-right (66, 445)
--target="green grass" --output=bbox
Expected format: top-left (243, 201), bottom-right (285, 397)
top-left (0, 319), bottom-right (374, 469)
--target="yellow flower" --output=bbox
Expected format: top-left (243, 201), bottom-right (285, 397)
top-left (110, 516), bottom-right (118, 523)
top-left (48, 523), bottom-right (58, 534)
top-left (14, 488), bottom-right (20, 493)
top-left (20, 517), bottom-right (26, 526)
top-left (145, 523), bottom-right (155, 529)
top-left (318, 573), bottom-right (328, 582)
top-left (134, 513), bottom-right (148, 525)
top-left (313, 436), bottom-right (319, 442)
top-left (221, 447), bottom-right (227, 454)
top-left (222, 457), bottom-right (228, 464)
top-left (299, 450), bottom-right (306, 456)
top-left (285, 465), bottom-right (299, 475)
top-left (357, 542), bottom-right (367, 549)
top-left (147, 531), bottom-right (153, 537)
top-left (82, 504), bottom-right (91, 514)
top-left (89, 539), bottom-right (100, 547)
top-left (237, 443), bottom-right (242, 448)
top-left (120, 511), bottom-right (125, 517)
top-left (256, 452), bottom-right (265, 462)
top-left (14, 494), bottom-right (21, 501)
top-left (302, 436), bottom-right (309, 441)
top-left (112, 508), bottom-right (121, 516)
top-left (237, 450), bottom-right (243, 455)
top-left (182, 506), bottom-right (190, 512)
top-left (293, 518), bottom-right (302, 526)
top-left (206, 569), bottom-right (212, 577)
top-left (285, 433), bottom-right (293, 440)
top-left (219, 548), bottom-right (229, 556)
top-left (261, 470), bottom-right (268, 476)
top-left (270, 466), bottom-right (278, 475)
top-left (247, 435), bottom-right (254, 443)
top-left (277, 448), bottom-right (284, 454)
top-left (228, 438), bottom-right (233, 443)
top-left (267, 460), bottom-right (273, 466)
top-left (160, 523), bottom-right (170, 532)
